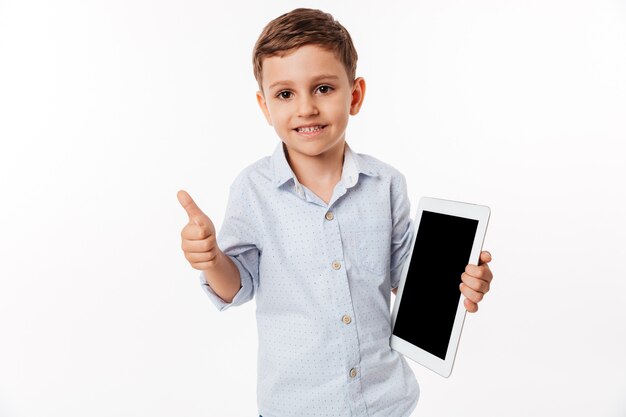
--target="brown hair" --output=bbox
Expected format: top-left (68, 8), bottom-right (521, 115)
top-left (252, 8), bottom-right (358, 92)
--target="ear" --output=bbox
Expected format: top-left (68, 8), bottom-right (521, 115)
top-left (256, 90), bottom-right (273, 126)
top-left (349, 77), bottom-right (366, 116)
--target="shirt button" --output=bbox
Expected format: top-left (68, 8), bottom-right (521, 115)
top-left (342, 314), bottom-right (352, 325)
top-left (332, 261), bottom-right (341, 270)
top-left (325, 211), bottom-right (334, 221)
top-left (349, 368), bottom-right (358, 378)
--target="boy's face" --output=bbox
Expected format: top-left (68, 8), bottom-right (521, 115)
top-left (256, 44), bottom-right (365, 161)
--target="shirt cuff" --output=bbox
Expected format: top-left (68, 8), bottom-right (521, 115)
top-left (390, 259), bottom-right (406, 289)
top-left (198, 255), bottom-right (250, 312)
top-left (390, 222), bottom-right (415, 289)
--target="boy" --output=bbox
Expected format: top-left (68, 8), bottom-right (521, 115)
top-left (178, 8), bottom-right (493, 417)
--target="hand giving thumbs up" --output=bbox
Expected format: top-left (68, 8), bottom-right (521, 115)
top-left (177, 190), bottom-right (220, 270)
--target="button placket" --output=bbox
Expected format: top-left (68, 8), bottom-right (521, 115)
top-left (322, 205), bottom-right (362, 404)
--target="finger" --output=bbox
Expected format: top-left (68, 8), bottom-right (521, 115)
top-left (464, 264), bottom-right (493, 283)
top-left (181, 223), bottom-right (212, 241)
top-left (464, 298), bottom-right (478, 313)
top-left (177, 190), bottom-right (207, 225)
top-left (478, 250), bottom-right (492, 266)
top-left (189, 259), bottom-right (220, 271)
top-left (182, 236), bottom-right (215, 253)
top-left (461, 272), bottom-right (490, 294)
top-left (460, 282), bottom-right (485, 304)
top-left (185, 250), bottom-right (218, 264)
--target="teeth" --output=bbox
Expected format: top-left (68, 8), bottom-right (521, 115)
top-left (297, 125), bottom-right (323, 133)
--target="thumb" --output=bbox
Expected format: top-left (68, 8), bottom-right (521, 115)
top-left (177, 190), bottom-right (208, 225)
top-left (478, 250), bottom-right (492, 266)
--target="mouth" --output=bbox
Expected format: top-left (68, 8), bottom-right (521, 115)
top-left (293, 124), bottom-right (327, 136)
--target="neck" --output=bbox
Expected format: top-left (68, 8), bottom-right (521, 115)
top-left (284, 141), bottom-right (345, 187)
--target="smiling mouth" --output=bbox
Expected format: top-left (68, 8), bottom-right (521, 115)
top-left (294, 125), bottom-right (327, 133)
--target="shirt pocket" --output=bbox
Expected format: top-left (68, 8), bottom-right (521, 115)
top-left (352, 226), bottom-right (392, 275)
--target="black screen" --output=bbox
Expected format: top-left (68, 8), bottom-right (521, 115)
top-left (392, 210), bottom-right (478, 360)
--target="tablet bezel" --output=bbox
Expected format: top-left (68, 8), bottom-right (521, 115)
top-left (390, 196), bottom-right (490, 378)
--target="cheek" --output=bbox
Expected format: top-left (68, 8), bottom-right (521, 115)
top-left (266, 104), bottom-right (287, 126)
top-left (274, 112), bottom-right (291, 131)
top-left (268, 108), bottom-right (294, 137)
top-left (327, 99), bottom-right (350, 123)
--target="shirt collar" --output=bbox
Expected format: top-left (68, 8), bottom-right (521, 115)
top-left (271, 141), bottom-right (378, 189)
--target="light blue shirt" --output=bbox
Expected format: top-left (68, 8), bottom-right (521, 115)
top-left (201, 141), bottom-right (419, 417)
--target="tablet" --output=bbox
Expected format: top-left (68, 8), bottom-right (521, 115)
top-left (390, 196), bottom-right (490, 378)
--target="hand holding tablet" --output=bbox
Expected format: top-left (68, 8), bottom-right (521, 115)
top-left (390, 196), bottom-right (491, 378)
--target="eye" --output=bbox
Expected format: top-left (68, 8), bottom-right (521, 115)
top-left (276, 90), bottom-right (293, 100)
top-left (316, 85), bottom-right (333, 94)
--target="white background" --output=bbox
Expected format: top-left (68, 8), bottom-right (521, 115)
top-left (1, 0), bottom-right (625, 416)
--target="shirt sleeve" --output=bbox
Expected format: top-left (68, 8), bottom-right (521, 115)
top-left (390, 172), bottom-right (414, 289)
top-left (200, 175), bottom-right (260, 311)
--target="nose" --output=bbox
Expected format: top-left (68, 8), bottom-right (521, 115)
top-left (297, 94), bottom-right (319, 117)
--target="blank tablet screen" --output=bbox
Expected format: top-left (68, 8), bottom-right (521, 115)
top-left (392, 211), bottom-right (478, 360)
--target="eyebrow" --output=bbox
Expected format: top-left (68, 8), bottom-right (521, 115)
top-left (268, 74), bottom-right (340, 91)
